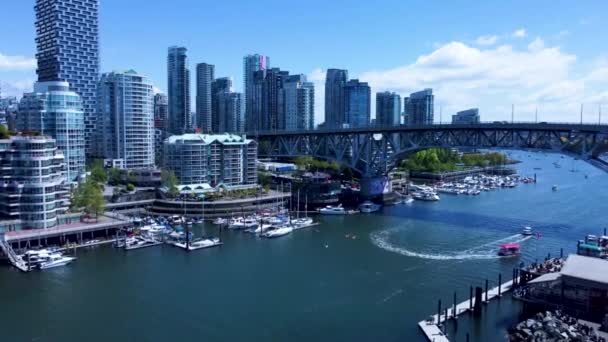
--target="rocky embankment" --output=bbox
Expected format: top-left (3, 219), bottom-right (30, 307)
top-left (508, 311), bottom-right (606, 342)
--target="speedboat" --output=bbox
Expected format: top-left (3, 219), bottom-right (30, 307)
top-left (291, 217), bottom-right (313, 228)
top-left (358, 201), bottom-right (381, 213)
top-left (498, 243), bottom-right (521, 257)
top-left (39, 253), bottom-right (76, 269)
top-left (412, 191), bottom-right (440, 201)
top-left (212, 217), bottom-right (227, 225)
top-left (261, 226), bottom-right (293, 238)
top-left (188, 237), bottom-right (222, 250)
top-left (318, 205), bottom-right (347, 215)
top-left (522, 226), bottom-right (533, 236)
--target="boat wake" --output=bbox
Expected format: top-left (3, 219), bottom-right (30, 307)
top-left (370, 230), bottom-right (532, 261)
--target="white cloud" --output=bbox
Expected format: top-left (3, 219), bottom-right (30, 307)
top-left (0, 79), bottom-right (34, 98)
top-left (0, 53), bottom-right (36, 71)
top-left (475, 35), bottom-right (498, 46)
top-left (354, 40), bottom-right (608, 122)
top-left (512, 29), bottom-right (527, 38)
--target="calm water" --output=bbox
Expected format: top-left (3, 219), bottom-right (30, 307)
top-left (1, 151), bottom-right (606, 341)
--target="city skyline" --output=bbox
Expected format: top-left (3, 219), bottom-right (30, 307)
top-left (1, 0), bottom-right (608, 124)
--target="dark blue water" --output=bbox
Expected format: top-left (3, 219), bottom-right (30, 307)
top-left (0, 151), bottom-right (605, 341)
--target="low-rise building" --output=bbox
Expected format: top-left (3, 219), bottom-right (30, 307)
top-left (163, 133), bottom-right (257, 189)
top-left (0, 136), bottom-right (69, 229)
top-left (452, 108), bottom-right (480, 124)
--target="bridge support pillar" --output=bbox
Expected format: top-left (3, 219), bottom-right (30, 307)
top-left (360, 176), bottom-right (391, 200)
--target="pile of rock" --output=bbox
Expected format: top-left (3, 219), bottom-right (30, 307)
top-left (508, 310), bottom-right (606, 341)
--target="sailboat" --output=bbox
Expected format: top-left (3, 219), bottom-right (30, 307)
top-left (292, 191), bottom-right (313, 228)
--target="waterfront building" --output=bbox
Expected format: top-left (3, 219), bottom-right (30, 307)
top-left (0, 136), bottom-right (69, 229)
top-left (344, 79), bottom-right (371, 128)
top-left (404, 89), bottom-right (434, 125)
top-left (452, 108), bottom-right (480, 124)
top-left (167, 46), bottom-right (191, 135)
top-left (17, 81), bottom-right (85, 182)
top-left (253, 68), bottom-right (290, 131)
top-left (325, 69), bottom-right (348, 128)
top-left (196, 63), bottom-right (214, 132)
top-left (282, 75), bottom-right (315, 131)
top-left (35, 0), bottom-right (100, 156)
top-left (211, 77), bottom-right (232, 132)
top-left (163, 133), bottom-right (257, 189)
top-left (376, 91), bottom-right (401, 127)
top-left (217, 91), bottom-right (243, 133)
top-left (97, 70), bottom-right (155, 170)
top-left (243, 54), bottom-right (270, 132)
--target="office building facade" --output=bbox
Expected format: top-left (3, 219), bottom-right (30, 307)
top-left (196, 63), bottom-right (214, 132)
top-left (282, 75), bottom-right (315, 131)
top-left (35, 0), bottom-right (100, 156)
top-left (0, 136), bottom-right (70, 229)
top-left (211, 77), bottom-right (232, 132)
top-left (217, 91), bottom-right (243, 133)
top-left (17, 81), bottom-right (86, 182)
top-left (167, 46), bottom-right (190, 135)
top-left (253, 68), bottom-right (289, 131)
top-left (325, 69), bottom-right (348, 127)
top-left (404, 89), bottom-right (434, 125)
top-left (243, 54), bottom-right (269, 132)
top-left (163, 134), bottom-right (257, 188)
top-left (375, 91), bottom-right (401, 127)
top-left (452, 108), bottom-right (480, 124)
top-left (344, 80), bottom-right (371, 128)
top-left (97, 70), bottom-right (155, 170)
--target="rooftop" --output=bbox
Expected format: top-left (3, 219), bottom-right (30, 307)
top-left (165, 133), bottom-right (253, 145)
top-left (561, 254), bottom-right (608, 284)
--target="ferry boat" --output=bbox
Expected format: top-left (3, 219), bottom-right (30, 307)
top-left (522, 226), bottom-right (533, 236)
top-left (498, 243), bottom-right (521, 257)
top-left (39, 253), bottom-right (76, 269)
top-left (358, 201), bottom-right (381, 213)
top-left (318, 205), bottom-right (347, 215)
top-left (261, 226), bottom-right (293, 238)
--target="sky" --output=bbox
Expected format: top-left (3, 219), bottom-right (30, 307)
top-left (1, 0), bottom-right (608, 124)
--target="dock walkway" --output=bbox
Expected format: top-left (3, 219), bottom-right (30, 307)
top-left (418, 279), bottom-right (516, 342)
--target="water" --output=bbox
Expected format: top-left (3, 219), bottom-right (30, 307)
top-left (1, 151), bottom-right (606, 341)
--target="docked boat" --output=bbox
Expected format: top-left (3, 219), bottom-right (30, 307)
top-left (498, 243), bottom-right (521, 257)
top-left (124, 236), bottom-right (161, 250)
top-left (39, 253), bottom-right (76, 269)
top-left (228, 217), bottom-right (258, 230)
top-left (187, 237), bottom-right (222, 250)
top-left (412, 191), bottom-right (440, 201)
top-left (291, 217), bottom-right (313, 228)
top-left (212, 217), bottom-right (227, 225)
top-left (358, 201), bottom-right (381, 213)
top-left (318, 205), bottom-right (347, 215)
top-left (261, 226), bottom-right (293, 238)
top-left (522, 226), bottom-right (533, 236)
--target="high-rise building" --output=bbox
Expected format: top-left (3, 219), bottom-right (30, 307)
top-left (217, 91), bottom-right (243, 133)
top-left (163, 133), bottom-right (257, 188)
top-left (167, 46), bottom-right (190, 135)
top-left (0, 136), bottom-right (70, 229)
top-left (404, 89), bottom-right (434, 125)
top-left (211, 77), bottom-right (232, 132)
top-left (344, 80), bottom-right (371, 128)
top-left (253, 68), bottom-right (289, 131)
top-left (375, 91), bottom-right (401, 127)
top-left (196, 63), bottom-right (214, 132)
top-left (325, 69), bottom-right (348, 127)
top-left (243, 54), bottom-right (269, 132)
top-left (154, 93), bottom-right (169, 131)
top-left (452, 108), bottom-right (480, 124)
top-left (97, 70), bottom-right (155, 170)
top-left (35, 0), bottom-right (100, 156)
top-left (17, 81), bottom-right (86, 182)
top-left (282, 75), bottom-right (315, 131)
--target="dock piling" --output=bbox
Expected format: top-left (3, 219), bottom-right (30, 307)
top-left (484, 279), bottom-right (489, 303)
top-left (437, 299), bottom-right (441, 325)
top-left (498, 273), bottom-right (502, 297)
top-left (453, 292), bottom-right (457, 319)
top-left (469, 286), bottom-right (473, 310)
top-left (466, 333), bottom-right (470, 342)
top-left (474, 287), bottom-right (482, 315)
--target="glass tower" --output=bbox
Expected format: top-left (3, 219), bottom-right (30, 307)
top-left (376, 91), bottom-right (401, 126)
top-left (282, 75), bottom-right (315, 131)
top-left (344, 80), bottom-right (371, 128)
top-left (196, 63), bottom-right (214, 132)
top-left (35, 0), bottom-right (99, 156)
top-left (167, 46), bottom-right (191, 135)
top-left (404, 89), bottom-right (434, 125)
top-left (243, 54), bottom-right (269, 132)
top-left (17, 81), bottom-right (86, 183)
top-left (325, 69), bottom-right (348, 128)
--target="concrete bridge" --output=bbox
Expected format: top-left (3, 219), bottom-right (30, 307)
top-left (252, 122), bottom-right (608, 195)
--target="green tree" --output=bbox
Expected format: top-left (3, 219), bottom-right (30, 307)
top-left (89, 160), bottom-right (108, 184)
top-left (107, 168), bottom-right (123, 185)
top-left (0, 125), bottom-right (10, 139)
top-left (126, 183), bottom-right (135, 192)
top-left (72, 180), bottom-right (105, 220)
top-left (161, 170), bottom-right (179, 197)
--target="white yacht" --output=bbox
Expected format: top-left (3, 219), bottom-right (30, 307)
top-left (522, 226), bottom-right (533, 236)
top-left (358, 201), bottom-right (381, 213)
top-left (291, 217), bottom-right (314, 228)
top-left (39, 253), bottom-right (76, 269)
top-left (188, 237), bottom-right (222, 250)
top-left (261, 226), bottom-right (293, 238)
top-left (212, 217), bottom-right (227, 225)
top-left (412, 191), bottom-right (440, 201)
top-left (318, 205), bottom-right (347, 215)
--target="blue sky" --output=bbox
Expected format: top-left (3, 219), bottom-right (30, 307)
top-left (1, 0), bottom-right (607, 123)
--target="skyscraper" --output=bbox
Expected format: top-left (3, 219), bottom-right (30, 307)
top-left (35, 0), bottom-right (99, 156)
top-left (217, 91), bottom-right (243, 133)
top-left (211, 77), bottom-right (232, 132)
top-left (97, 70), bottom-right (155, 170)
top-left (404, 89), bottom-right (434, 125)
top-left (344, 80), bottom-right (371, 128)
top-left (196, 63), bottom-right (214, 132)
top-left (282, 75), bottom-right (315, 131)
top-left (325, 69), bottom-right (348, 127)
top-left (243, 54), bottom-right (269, 132)
top-left (167, 46), bottom-right (190, 135)
top-left (452, 108), bottom-right (480, 124)
top-left (154, 93), bottom-right (169, 131)
top-left (376, 91), bottom-right (401, 126)
top-left (254, 68), bottom-right (289, 131)
top-left (17, 81), bottom-right (86, 182)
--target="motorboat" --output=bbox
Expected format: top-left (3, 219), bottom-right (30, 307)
top-left (39, 253), bottom-right (76, 269)
top-left (358, 201), bottom-right (381, 213)
top-left (522, 226), bottom-right (533, 236)
top-left (403, 196), bottom-right (414, 204)
top-left (412, 191), bottom-right (440, 201)
top-left (498, 243), bottom-right (521, 257)
top-left (318, 205), bottom-right (347, 215)
top-left (261, 226), bottom-right (293, 238)
top-left (291, 217), bottom-right (313, 228)
top-left (212, 217), bottom-right (227, 225)
top-left (188, 237), bottom-right (222, 250)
